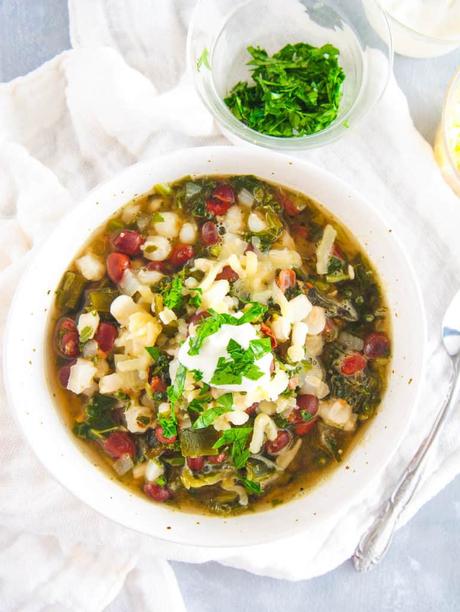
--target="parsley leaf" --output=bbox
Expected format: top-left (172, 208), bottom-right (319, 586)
top-left (79, 325), bottom-right (93, 344)
top-left (188, 303), bottom-right (268, 356)
top-left (161, 364), bottom-right (187, 438)
top-left (188, 287), bottom-right (203, 308)
top-left (145, 346), bottom-right (160, 360)
top-left (191, 393), bottom-right (232, 429)
top-left (196, 47), bottom-right (210, 71)
top-left (240, 478), bottom-right (262, 495)
top-left (210, 337), bottom-right (271, 385)
top-left (213, 426), bottom-right (253, 469)
top-left (224, 43), bottom-right (345, 137)
top-left (162, 275), bottom-right (184, 311)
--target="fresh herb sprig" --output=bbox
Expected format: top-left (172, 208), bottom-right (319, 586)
top-left (224, 43), bottom-right (345, 137)
top-left (213, 426), bottom-right (253, 469)
top-left (210, 338), bottom-right (271, 385)
top-left (188, 303), bottom-right (267, 356)
top-left (159, 364), bottom-right (187, 439)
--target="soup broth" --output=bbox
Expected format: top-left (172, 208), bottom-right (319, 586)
top-left (50, 175), bottom-right (391, 516)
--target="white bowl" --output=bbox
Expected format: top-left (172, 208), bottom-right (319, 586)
top-left (4, 146), bottom-right (426, 547)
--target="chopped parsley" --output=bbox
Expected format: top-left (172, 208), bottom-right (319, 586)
top-left (162, 275), bottom-right (184, 311)
top-left (73, 394), bottom-right (119, 440)
top-left (196, 47), bottom-right (210, 71)
top-left (79, 325), bottom-right (93, 344)
top-left (210, 338), bottom-right (271, 385)
top-left (240, 478), bottom-right (262, 495)
top-left (213, 426), bottom-right (253, 469)
top-left (192, 393), bottom-right (233, 429)
top-left (161, 364), bottom-right (187, 438)
top-left (224, 43), bottom-right (345, 137)
top-left (188, 287), bottom-right (203, 308)
top-left (188, 303), bottom-right (267, 356)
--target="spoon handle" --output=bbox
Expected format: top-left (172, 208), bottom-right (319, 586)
top-left (353, 357), bottom-right (460, 572)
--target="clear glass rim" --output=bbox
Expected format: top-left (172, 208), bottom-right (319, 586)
top-left (381, 3), bottom-right (460, 46)
top-left (442, 68), bottom-right (460, 181)
top-left (187, 0), bottom-right (394, 149)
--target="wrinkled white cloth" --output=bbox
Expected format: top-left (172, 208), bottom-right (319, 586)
top-left (1, 0), bottom-right (460, 609)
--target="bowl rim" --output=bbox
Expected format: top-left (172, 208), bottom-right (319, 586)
top-left (382, 4), bottom-right (460, 45)
top-left (186, 0), bottom-right (394, 149)
top-left (4, 146), bottom-right (427, 548)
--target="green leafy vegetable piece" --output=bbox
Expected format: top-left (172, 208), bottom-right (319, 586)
top-left (213, 426), bottom-right (253, 469)
top-left (188, 303), bottom-right (268, 356)
top-left (167, 363), bottom-right (187, 408)
top-left (152, 212), bottom-right (165, 223)
top-left (224, 43), bottom-right (345, 137)
top-left (160, 364), bottom-right (187, 439)
top-left (154, 182), bottom-right (172, 196)
top-left (188, 287), bottom-right (203, 308)
top-left (196, 47), bottom-right (210, 71)
top-left (73, 394), bottom-right (119, 440)
top-left (192, 393), bottom-right (233, 429)
top-left (56, 271), bottom-right (87, 312)
top-left (79, 326), bottom-right (93, 344)
top-left (240, 478), bottom-right (262, 495)
top-left (87, 287), bottom-right (119, 313)
top-left (210, 337), bottom-right (271, 385)
top-left (180, 427), bottom-right (220, 457)
top-left (162, 275), bottom-right (184, 311)
top-left (145, 346), bottom-right (160, 361)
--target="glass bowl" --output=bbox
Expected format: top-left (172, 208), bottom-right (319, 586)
top-left (364, 0), bottom-right (460, 58)
top-left (434, 69), bottom-right (460, 196)
top-left (187, 0), bottom-right (393, 150)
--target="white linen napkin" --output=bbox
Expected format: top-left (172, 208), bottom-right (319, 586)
top-left (1, 0), bottom-right (460, 608)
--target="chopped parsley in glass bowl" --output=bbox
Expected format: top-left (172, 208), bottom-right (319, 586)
top-left (187, 0), bottom-right (393, 149)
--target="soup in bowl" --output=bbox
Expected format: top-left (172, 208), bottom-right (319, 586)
top-left (5, 147), bottom-right (425, 546)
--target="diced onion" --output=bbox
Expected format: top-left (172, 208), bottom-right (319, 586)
top-left (249, 414), bottom-right (278, 454)
top-left (119, 269), bottom-right (143, 297)
top-left (137, 268), bottom-right (163, 285)
top-left (248, 212), bottom-right (267, 233)
top-left (67, 358), bottom-right (97, 395)
top-left (145, 459), bottom-right (164, 482)
top-left (316, 224), bottom-right (337, 274)
top-left (318, 398), bottom-right (357, 432)
top-left (112, 454), bottom-right (134, 476)
top-left (238, 188), bottom-right (254, 207)
top-left (75, 253), bottom-right (105, 281)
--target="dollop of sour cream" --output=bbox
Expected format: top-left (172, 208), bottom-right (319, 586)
top-left (177, 322), bottom-right (273, 393)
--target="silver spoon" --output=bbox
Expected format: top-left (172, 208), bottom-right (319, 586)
top-left (353, 289), bottom-right (460, 571)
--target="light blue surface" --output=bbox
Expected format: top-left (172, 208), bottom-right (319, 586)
top-left (1, 1), bottom-right (460, 610)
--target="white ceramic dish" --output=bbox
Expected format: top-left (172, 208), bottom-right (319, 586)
top-left (4, 146), bottom-right (426, 547)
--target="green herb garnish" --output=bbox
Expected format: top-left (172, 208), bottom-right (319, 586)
top-left (73, 394), bottom-right (119, 440)
top-left (188, 303), bottom-right (267, 356)
top-left (162, 275), bottom-right (184, 311)
top-left (192, 393), bottom-right (233, 429)
top-left (213, 426), bottom-right (253, 469)
top-left (196, 47), bottom-right (211, 71)
top-left (188, 287), bottom-right (203, 308)
top-left (240, 478), bottom-right (262, 495)
top-left (161, 364), bottom-right (187, 438)
top-left (79, 325), bottom-right (93, 344)
top-left (210, 338), bottom-right (271, 385)
top-left (145, 346), bottom-right (160, 361)
top-left (224, 43), bottom-right (345, 137)
top-left (152, 212), bottom-right (165, 223)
